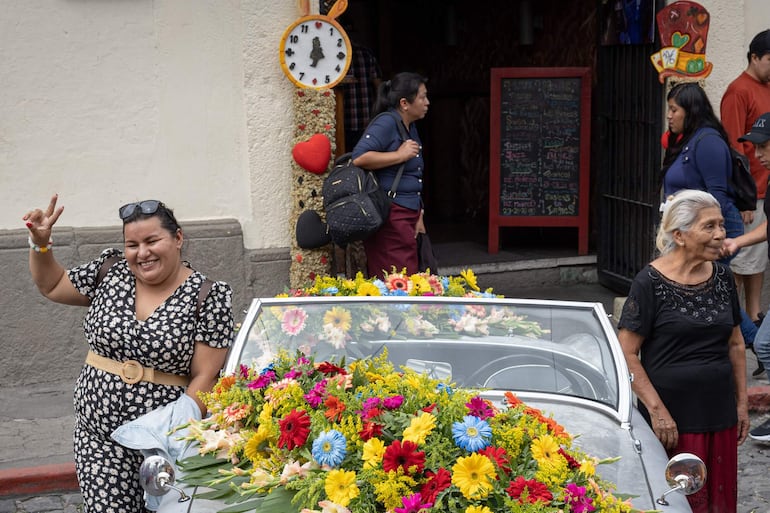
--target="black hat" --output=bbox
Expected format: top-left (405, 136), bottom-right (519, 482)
top-left (749, 29), bottom-right (770, 58)
top-left (738, 112), bottom-right (770, 145)
top-left (296, 210), bottom-right (331, 249)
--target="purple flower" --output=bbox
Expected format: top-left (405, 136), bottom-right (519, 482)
top-left (247, 370), bottom-right (276, 389)
top-left (383, 395), bottom-right (404, 409)
top-left (466, 396), bottom-right (494, 420)
top-left (303, 379), bottom-right (328, 407)
top-left (284, 369), bottom-right (302, 380)
top-left (564, 483), bottom-right (595, 513)
top-left (394, 493), bottom-right (432, 513)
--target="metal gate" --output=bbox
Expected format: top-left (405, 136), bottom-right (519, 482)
top-left (596, 42), bottom-right (663, 294)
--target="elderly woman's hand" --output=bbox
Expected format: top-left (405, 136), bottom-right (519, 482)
top-left (652, 414), bottom-right (679, 450)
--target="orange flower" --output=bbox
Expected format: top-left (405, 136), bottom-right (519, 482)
top-left (214, 375), bottom-right (237, 394)
top-left (504, 391), bottom-right (522, 407)
top-left (324, 395), bottom-right (346, 422)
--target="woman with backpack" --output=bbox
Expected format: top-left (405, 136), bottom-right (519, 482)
top-left (661, 82), bottom-right (744, 249)
top-left (352, 72), bottom-right (430, 279)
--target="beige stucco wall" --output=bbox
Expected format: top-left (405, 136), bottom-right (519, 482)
top-left (0, 0), bottom-right (298, 249)
top-left (2, 1), bottom-right (770, 250)
top-left (669, 0), bottom-right (770, 112)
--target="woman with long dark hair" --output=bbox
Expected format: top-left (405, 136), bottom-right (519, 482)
top-left (352, 72), bottom-right (430, 278)
top-left (661, 82), bottom-right (743, 245)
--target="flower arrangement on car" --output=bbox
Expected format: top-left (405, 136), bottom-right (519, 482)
top-left (260, 269), bottom-right (547, 357)
top-left (180, 352), bottom-right (637, 513)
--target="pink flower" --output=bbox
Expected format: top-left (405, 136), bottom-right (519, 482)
top-left (394, 493), bottom-right (432, 513)
top-left (281, 307), bottom-right (308, 335)
top-left (564, 483), bottom-right (595, 513)
top-left (466, 396), bottom-right (494, 419)
top-left (247, 370), bottom-right (276, 390)
top-left (304, 379), bottom-right (328, 408)
top-left (383, 395), bottom-right (404, 409)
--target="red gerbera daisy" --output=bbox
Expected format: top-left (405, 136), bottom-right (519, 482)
top-left (420, 468), bottom-right (451, 503)
top-left (478, 446), bottom-right (511, 476)
top-left (316, 362), bottom-right (348, 375)
top-left (506, 476), bottom-right (553, 504)
top-left (358, 421), bottom-right (383, 441)
top-left (382, 440), bottom-right (425, 475)
top-left (277, 409), bottom-right (311, 450)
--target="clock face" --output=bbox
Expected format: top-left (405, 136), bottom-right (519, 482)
top-left (279, 16), bottom-right (352, 89)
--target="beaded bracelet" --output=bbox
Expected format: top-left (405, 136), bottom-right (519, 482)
top-left (28, 236), bottom-right (53, 253)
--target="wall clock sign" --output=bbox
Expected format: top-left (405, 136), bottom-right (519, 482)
top-left (279, 14), bottom-right (352, 89)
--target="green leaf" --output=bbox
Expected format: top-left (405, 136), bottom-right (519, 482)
top-left (254, 487), bottom-right (296, 513)
top-left (195, 487), bottom-right (238, 500)
top-left (178, 453), bottom-right (230, 470)
top-left (216, 498), bottom-right (266, 513)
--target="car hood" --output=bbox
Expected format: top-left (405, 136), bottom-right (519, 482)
top-left (154, 399), bottom-right (693, 513)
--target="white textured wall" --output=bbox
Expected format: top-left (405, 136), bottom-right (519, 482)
top-left (0, 0), bottom-right (297, 249)
top-left (665, 0), bottom-right (770, 115)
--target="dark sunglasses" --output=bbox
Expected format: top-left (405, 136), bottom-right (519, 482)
top-left (118, 200), bottom-right (163, 220)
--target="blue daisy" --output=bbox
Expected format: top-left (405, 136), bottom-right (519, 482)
top-left (452, 415), bottom-right (492, 452)
top-left (311, 429), bottom-right (347, 467)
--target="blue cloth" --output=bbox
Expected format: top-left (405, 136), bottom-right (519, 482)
top-left (753, 307), bottom-right (770, 382)
top-left (352, 109), bottom-right (424, 211)
top-left (111, 393), bottom-right (201, 510)
top-left (740, 309), bottom-right (757, 347)
top-left (663, 127), bottom-right (737, 217)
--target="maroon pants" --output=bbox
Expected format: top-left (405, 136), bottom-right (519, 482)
top-left (670, 426), bottom-right (738, 513)
top-left (364, 203), bottom-right (419, 279)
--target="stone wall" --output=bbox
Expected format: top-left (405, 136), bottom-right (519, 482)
top-left (0, 220), bottom-right (290, 388)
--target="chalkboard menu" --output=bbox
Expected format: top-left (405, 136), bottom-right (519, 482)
top-left (488, 67), bottom-right (591, 255)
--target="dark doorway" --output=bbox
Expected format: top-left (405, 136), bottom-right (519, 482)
top-left (335, 0), bottom-right (600, 251)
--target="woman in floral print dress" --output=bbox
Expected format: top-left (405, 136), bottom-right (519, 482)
top-left (24, 195), bottom-right (234, 512)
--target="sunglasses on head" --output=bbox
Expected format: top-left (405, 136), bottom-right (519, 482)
top-left (118, 200), bottom-right (163, 220)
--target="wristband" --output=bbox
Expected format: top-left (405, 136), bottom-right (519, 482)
top-left (28, 236), bottom-right (53, 253)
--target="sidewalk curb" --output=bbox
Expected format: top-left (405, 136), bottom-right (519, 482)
top-left (0, 463), bottom-right (78, 497)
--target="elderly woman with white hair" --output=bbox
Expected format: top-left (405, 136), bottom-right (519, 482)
top-left (617, 189), bottom-right (749, 513)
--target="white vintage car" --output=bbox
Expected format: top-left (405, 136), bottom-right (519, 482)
top-left (142, 295), bottom-right (704, 512)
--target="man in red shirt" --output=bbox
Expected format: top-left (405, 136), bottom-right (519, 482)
top-left (721, 29), bottom-right (770, 325)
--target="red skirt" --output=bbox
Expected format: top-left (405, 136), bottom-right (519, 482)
top-left (670, 426), bottom-right (738, 513)
top-left (364, 203), bottom-right (420, 279)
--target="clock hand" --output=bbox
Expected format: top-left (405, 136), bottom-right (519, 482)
top-left (310, 36), bottom-right (325, 67)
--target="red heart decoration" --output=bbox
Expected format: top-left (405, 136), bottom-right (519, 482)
top-left (292, 133), bottom-right (331, 174)
top-left (298, 124), bottom-right (306, 131)
top-left (312, 78), bottom-right (318, 85)
top-left (297, 91), bottom-right (305, 97)
top-left (311, 109), bottom-right (321, 115)
top-left (315, 21), bottom-right (322, 29)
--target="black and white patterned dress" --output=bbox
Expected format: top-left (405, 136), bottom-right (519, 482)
top-left (67, 248), bottom-right (234, 512)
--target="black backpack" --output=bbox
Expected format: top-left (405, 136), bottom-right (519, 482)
top-left (322, 112), bottom-right (410, 245)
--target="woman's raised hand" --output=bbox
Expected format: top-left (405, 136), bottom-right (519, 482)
top-left (397, 140), bottom-right (421, 162)
top-left (23, 194), bottom-right (64, 245)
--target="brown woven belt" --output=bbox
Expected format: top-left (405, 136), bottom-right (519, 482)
top-left (85, 350), bottom-right (189, 387)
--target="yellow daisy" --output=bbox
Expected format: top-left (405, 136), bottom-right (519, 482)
top-left (323, 307), bottom-right (352, 332)
top-left (362, 438), bottom-right (386, 469)
top-left (402, 412), bottom-right (436, 445)
top-left (531, 434), bottom-right (561, 465)
top-left (460, 269), bottom-right (480, 291)
top-left (324, 469), bottom-right (360, 507)
top-left (356, 282), bottom-right (382, 296)
top-left (465, 506), bottom-right (493, 513)
top-left (451, 453), bottom-right (496, 500)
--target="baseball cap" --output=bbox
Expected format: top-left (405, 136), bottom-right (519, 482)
top-left (738, 112), bottom-right (770, 144)
top-left (749, 29), bottom-right (770, 58)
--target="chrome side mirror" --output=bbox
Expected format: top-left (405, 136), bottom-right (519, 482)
top-left (139, 455), bottom-right (191, 503)
top-left (656, 452), bottom-right (707, 506)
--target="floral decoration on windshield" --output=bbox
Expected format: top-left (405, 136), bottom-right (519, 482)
top-left (262, 270), bottom-right (547, 353)
top-left (180, 352), bottom-right (635, 513)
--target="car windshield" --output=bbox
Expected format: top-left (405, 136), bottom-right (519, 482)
top-left (230, 297), bottom-right (620, 409)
